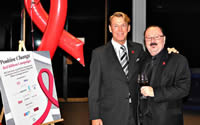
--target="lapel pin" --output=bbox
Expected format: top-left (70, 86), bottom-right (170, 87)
top-left (162, 61), bottom-right (166, 65)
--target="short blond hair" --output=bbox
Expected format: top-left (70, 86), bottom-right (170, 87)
top-left (109, 12), bottom-right (131, 25)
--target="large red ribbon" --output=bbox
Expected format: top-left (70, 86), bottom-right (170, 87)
top-left (24, 0), bottom-right (85, 66)
top-left (34, 68), bottom-right (58, 125)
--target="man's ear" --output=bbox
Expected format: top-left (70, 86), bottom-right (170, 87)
top-left (109, 25), bottom-right (112, 33)
top-left (163, 36), bottom-right (166, 45)
top-left (128, 24), bottom-right (131, 32)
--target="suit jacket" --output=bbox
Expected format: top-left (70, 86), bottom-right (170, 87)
top-left (139, 49), bottom-right (191, 125)
top-left (88, 40), bottom-right (145, 125)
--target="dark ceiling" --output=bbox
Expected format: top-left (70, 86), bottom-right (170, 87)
top-left (1, 0), bottom-right (200, 23)
top-left (0, 0), bottom-right (21, 24)
top-left (0, 0), bottom-right (52, 24)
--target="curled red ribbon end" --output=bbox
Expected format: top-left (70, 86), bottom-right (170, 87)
top-left (34, 68), bottom-right (59, 125)
top-left (24, 0), bottom-right (85, 66)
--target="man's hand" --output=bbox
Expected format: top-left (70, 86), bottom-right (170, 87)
top-left (92, 119), bottom-right (103, 125)
top-left (141, 86), bottom-right (154, 97)
top-left (167, 47), bottom-right (179, 54)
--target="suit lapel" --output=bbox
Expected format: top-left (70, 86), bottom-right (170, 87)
top-left (107, 42), bottom-right (127, 79)
top-left (127, 41), bottom-right (140, 80)
top-left (150, 51), bottom-right (168, 87)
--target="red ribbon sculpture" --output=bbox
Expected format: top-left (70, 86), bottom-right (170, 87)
top-left (24, 0), bottom-right (85, 66)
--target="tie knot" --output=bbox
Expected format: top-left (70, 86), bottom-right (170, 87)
top-left (152, 56), bottom-right (156, 60)
top-left (151, 56), bottom-right (156, 66)
top-left (120, 45), bottom-right (126, 51)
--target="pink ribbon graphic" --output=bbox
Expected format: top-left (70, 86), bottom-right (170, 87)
top-left (24, 0), bottom-right (85, 66)
top-left (34, 68), bottom-right (59, 125)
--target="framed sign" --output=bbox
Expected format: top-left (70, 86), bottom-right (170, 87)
top-left (0, 51), bottom-right (61, 125)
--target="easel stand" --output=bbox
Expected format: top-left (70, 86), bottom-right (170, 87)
top-left (41, 118), bottom-right (64, 125)
top-left (0, 108), bottom-right (4, 125)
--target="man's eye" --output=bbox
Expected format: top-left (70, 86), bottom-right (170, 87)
top-left (122, 24), bottom-right (127, 27)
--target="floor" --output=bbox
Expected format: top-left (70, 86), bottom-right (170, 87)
top-left (59, 102), bottom-right (90, 125)
top-left (183, 110), bottom-right (200, 125)
top-left (57, 99), bottom-right (200, 125)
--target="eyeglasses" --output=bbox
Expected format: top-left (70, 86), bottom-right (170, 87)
top-left (145, 35), bottom-right (164, 41)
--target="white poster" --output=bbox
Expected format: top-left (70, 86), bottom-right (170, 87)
top-left (0, 51), bottom-right (61, 125)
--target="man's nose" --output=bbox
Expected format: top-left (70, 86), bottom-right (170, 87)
top-left (150, 37), bottom-right (156, 42)
top-left (118, 26), bottom-right (123, 31)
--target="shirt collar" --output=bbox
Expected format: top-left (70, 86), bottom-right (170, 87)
top-left (111, 38), bottom-right (128, 51)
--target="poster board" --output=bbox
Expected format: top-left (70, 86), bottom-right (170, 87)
top-left (0, 51), bottom-right (61, 125)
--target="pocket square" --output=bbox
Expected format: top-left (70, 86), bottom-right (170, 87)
top-left (136, 58), bottom-right (140, 62)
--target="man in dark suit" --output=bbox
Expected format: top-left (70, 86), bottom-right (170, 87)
top-left (139, 25), bottom-right (191, 125)
top-left (88, 12), bottom-right (145, 125)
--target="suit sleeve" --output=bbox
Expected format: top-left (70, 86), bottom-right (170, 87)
top-left (88, 50), bottom-right (102, 120)
top-left (153, 56), bottom-right (191, 102)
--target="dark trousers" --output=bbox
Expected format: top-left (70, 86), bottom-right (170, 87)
top-left (128, 103), bottom-right (136, 125)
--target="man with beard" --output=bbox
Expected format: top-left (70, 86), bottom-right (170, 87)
top-left (139, 25), bottom-right (191, 125)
